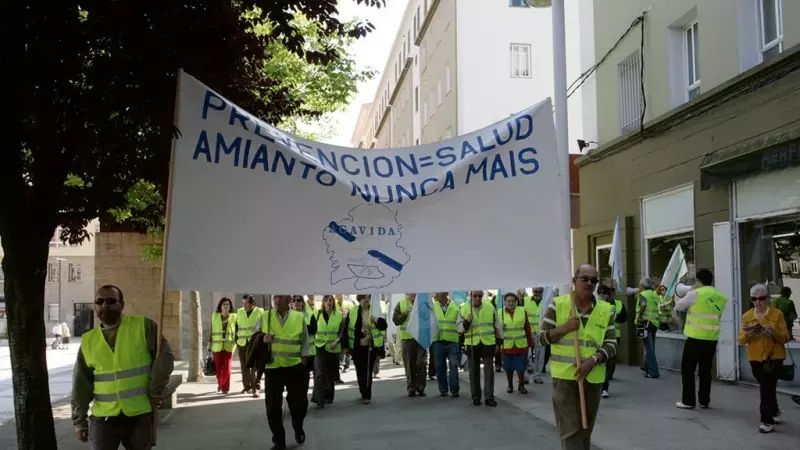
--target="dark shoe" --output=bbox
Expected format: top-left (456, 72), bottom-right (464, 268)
top-left (408, 391), bottom-right (417, 398)
top-left (440, 392), bottom-right (448, 397)
top-left (417, 390), bottom-right (426, 397)
top-left (699, 404), bottom-right (710, 409)
top-left (506, 386), bottom-right (513, 394)
top-left (295, 430), bottom-right (306, 445)
top-left (451, 392), bottom-right (459, 398)
top-left (485, 399), bottom-right (498, 407)
top-left (645, 374), bottom-right (660, 379)
top-left (270, 444), bottom-right (287, 450)
top-left (518, 384), bottom-right (528, 394)
top-left (495, 367), bottom-right (502, 373)
top-left (241, 388), bottom-right (250, 394)
top-left (534, 378), bottom-right (544, 385)
top-left (472, 399), bottom-right (481, 406)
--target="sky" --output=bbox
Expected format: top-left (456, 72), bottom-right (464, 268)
top-left (327, 0), bottom-right (586, 149)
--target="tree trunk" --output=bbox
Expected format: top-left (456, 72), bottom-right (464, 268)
top-left (187, 291), bottom-right (203, 382)
top-left (1, 227), bottom-right (58, 448)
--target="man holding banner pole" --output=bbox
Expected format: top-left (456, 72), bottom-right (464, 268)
top-left (457, 290), bottom-right (503, 407)
top-left (538, 265), bottom-right (617, 449)
top-left (393, 293), bottom-right (429, 397)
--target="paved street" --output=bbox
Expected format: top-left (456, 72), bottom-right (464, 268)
top-left (0, 355), bottom-right (797, 450)
top-left (0, 339), bottom-right (80, 425)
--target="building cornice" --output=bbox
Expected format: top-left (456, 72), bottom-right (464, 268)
top-left (414, 0), bottom-right (441, 46)
top-left (376, 57), bottom-right (413, 137)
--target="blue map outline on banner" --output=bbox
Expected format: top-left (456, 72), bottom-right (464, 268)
top-left (322, 204), bottom-right (411, 290)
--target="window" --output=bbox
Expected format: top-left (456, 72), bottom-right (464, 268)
top-left (413, 14), bottom-right (418, 41)
top-left (407, 32), bottom-right (411, 54)
top-left (647, 233), bottom-right (696, 333)
top-left (684, 22), bottom-right (700, 100)
top-left (790, 260), bottom-right (799, 274)
top-left (414, 86), bottom-right (419, 112)
top-left (68, 263), bottom-right (82, 282)
top-left (510, 44), bottom-right (531, 78)
top-left (437, 80), bottom-right (442, 106)
top-left (445, 64), bottom-right (452, 93)
top-left (47, 303), bottom-right (59, 322)
top-left (422, 101), bottom-right (427, 127)
top-left (509, 0), bottom-right (530, 6)
top-left (415, 138), bottom-right (419, 146)
top-left (46, 263), bottom-right (60, 283)
top-left (427, 96), bottom-right (434, 119)
top-left (758, 0), bottom-right (783, 60)
top-left (617, 50), bottom-right (643, 135)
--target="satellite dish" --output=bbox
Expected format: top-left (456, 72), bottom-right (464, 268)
top-left (526, 0), bottom-right (552, 7)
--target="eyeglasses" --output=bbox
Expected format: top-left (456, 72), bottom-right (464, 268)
top-left (291, 298), bottom-right (304, 303)
top-left (578, 276), bottom-right (599, 284)
top-left (751, 296), bottom-right (769, 302)
top-left (95, 297), bottom-right (119, 306)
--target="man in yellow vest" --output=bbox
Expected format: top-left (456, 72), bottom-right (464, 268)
top-left (261, 295), bottom-right (311, 450)
top-left (393, 293), bottom-right (428, 397)
top-left (635, 277), bottom-right (661, 378)
top-left (537, 265), bottom-right (617, 449)
top-left (236, 294), bottom-right (263, 397)
top-left (525, 287), bottom-right (546, 385)
top-left (674, 268), bottom-right (728, 409)
top-left (432, 292), bottom-right (461, 397)
top-left (457, 290), bottom-right (503, 407)
top-left (72, 285), bottom-right (174, 449)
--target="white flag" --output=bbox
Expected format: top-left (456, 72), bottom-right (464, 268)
top-left (661, 245), bottom-right (688, 302)
top-left (609, 216), bottom-right (624, 292)
top-left (406, 293), bottom-right (438, 349)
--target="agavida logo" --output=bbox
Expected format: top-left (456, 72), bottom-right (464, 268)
top-left (322, 203), bottom-right (411, 290)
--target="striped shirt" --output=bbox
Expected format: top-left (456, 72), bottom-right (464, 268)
top-left (536, 297), bottom-right (617, 362)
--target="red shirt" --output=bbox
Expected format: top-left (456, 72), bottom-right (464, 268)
top-left (501, 308), bottom-right (534, 355)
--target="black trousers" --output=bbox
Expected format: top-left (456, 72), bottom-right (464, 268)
top-left (264, 363), bottom-right (307, 446)
top-left (494, 339), bottom-right (503, 370)
top-left (750, 360), bottom-right (780, 424)
top-left (313, 349), bottom-right (339, 404)
top-left (681, 337), bottom-right (717, 407)
top-left (428, 345), bottom-right (436, 378)
top-left (352, 347), bottom-right (378, 400)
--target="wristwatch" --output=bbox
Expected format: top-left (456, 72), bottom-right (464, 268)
top-left (591, 355), bottom-right (600, 365)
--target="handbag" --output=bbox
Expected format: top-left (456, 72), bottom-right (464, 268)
top-left (776, 344), bottom-right (796, 382)
top-left (203, 351), bottom-right (216, 376)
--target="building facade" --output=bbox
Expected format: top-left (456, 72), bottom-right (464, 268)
top-left (577, 0), bottom-right (799, 386)
top-left (350, 0), bottom-right (561, 149)
top-left (0, 219), bottom-right (99, 337)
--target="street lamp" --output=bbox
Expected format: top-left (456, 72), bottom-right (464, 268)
top-left (55, 257), bottom-right (67, 324)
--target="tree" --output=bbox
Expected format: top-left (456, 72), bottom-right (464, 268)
top-left (187, 291), bottom-right (204, 383)
top-left (1, 1), bottom-right (383, 447)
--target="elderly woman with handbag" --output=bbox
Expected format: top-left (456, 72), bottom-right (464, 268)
top-left (738, 283), bottom-right (790, 434)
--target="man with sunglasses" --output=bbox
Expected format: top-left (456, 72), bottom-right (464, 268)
top-left (457, 290), bottom-right (504, 407)
top-left (537, 265), bottom-right (617, 449)
top-left (72, 285), bottom-right (175, 449)
top-left (674, 268), bottom-right (728, 410)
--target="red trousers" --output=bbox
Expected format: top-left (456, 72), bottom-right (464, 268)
top-left (213, 350), bottom-right (233, 393)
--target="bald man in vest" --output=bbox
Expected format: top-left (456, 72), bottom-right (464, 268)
top-left (537, 265), bottom-right (617, 449)
top-left (72, 285), bottom-right (175, 450)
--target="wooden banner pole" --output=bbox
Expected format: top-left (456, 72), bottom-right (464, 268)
top-left (570, 291), bottom-right (589, 430)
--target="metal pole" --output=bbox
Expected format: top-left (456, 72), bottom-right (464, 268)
top-left (58, 260), bottom-right (63, 324)
top-left (552, 0), bottom-right (571, 266)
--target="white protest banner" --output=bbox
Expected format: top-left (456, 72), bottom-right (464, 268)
top-left (165, 72), bottom-right (571, 294)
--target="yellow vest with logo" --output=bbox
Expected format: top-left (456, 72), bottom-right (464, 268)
top-left (347, 307), bottom-right (385, 348)
top-left (524, 299), bottom-right (542, 333)
top-left (434, 300), bottom-right (460, 343)
top-left (211, 312), bottom-right (237, 353)
top-left (315, 309), bottom-right (343, 353)
top-left (636, 290), bottom-right (661, 326)
top-left (550, 296), bottom-right (612, 384)
top-left (399, 298), bottom-right (413, 339)
top-left (236, 307), bottom-right (263, 347)
top-left (461, 303), bottom-right (497, 346)
top-left (684, 286), bottom-right (727, 341)
top-left (81, 315), bottom-right (152, 417)
top-left (502, 308), bottom-right (528, 350)
top-left (261, 310), bottom-right (304, 369)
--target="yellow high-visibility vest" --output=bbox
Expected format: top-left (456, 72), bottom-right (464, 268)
top-left (81, 315), bottom-right (152, 417)
top-left (524, 299), bottom-right (541, 333)
top-left (211, 312), bottom-right (237, 353)
top-left (434, 300), bottom-right (460, 343)
top-left (347, 307), bottom-right (385, 348)
top-left (461, 303), bottom-right (497, 346)
top-left (635, 290), bottom-right (661, 326)
top-left (502, 308), bottom-right (528, 350)
top-left (261, 310), bottom-right (304, 369)
top-left (399, 298), bottom-right (413, 339)
top-left (549, 296), bottom-right (612, 384)
top-left (684, 286), bottom-right (727, 341)
top-left (315, 309), bottom-right (343, 353)
top-left (236, 307), bottom-right (263, 347)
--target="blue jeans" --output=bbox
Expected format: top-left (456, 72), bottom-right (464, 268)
top-left (433, 341), bottom-right (460, 394)
top-left (642, 323), bottom-right (659, 377)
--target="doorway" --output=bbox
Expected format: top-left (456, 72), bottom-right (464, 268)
top-left (73, 303), bottom-right (95, 337)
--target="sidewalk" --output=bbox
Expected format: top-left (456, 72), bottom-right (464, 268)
top-left (0, 358), bottom-right (798, 449)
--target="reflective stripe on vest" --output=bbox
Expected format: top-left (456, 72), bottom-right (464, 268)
top-left (236, 307), bottom-right (263, 347)
top-left (549, 296), bottom-right (611, 384)
top-left (524, 299), bottom-right (541, 332)
top-left (211, 312), bottom-right (237, 353)
top-left (636, 290), bottom-right (661, 326)
top-left (315, 309), bottom-right (343, 353)
top-left (434, 301), bottom-right (460, 343)
top-left (81, 315), bottom-right (152, 417)
top-left (684, 286), bottom-right (727, 341)
top-left (304, 309), bottom-right (317, 356)
top-left (261, 310), bottom-right (304, 368)
top-left (347, 307), bottom-right (385, 348)
top-left (461, 303), bottom-right (496, 346)
top-left (399, 299), bottom-right (413, 339)
top-left (502, 308), bottom-right (528, 350)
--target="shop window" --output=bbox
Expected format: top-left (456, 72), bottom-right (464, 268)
top-left (739, 214), bottom-right (800, 315)
top-left (646, 232), bottom-right (695, 333)
top-left (47, 303), bottom-right (59, 322)
top-left (596, 244), bottom-right (612, 287)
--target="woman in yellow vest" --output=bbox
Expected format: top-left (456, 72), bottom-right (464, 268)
top-left (738, 283), bottom-right (790, 433)
top-left (208, 297), bottom-right (237, 394)
top-left (342, 294), bottom-right (388, 404)
top-left (313, 295), bottom-right (344, 408)
top-left (500, 292), bottom-right (534, 394)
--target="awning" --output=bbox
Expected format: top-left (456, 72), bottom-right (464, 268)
top-left (700, 125), bottom-right (800, 190)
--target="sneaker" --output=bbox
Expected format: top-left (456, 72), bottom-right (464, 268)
top-left (699, 404), bottom-right (710, 410)
top-left (773, 416), bottom-right (782, 424)
top-left (451, 392), bottom-right (459, 398)
top-left (472, 399), bottom-right (481, 406)
top-left (485, 399), bottom-right (498, 407)
top-left (676, 401), bottom-right (695, 409)
top-left (440, 392), bottom-right (448, 397)
top-left (601, 390), bottom-right (609, 398)
top-left (758, 423), bottom-right (775, 433)
top-left (417, 391), bottom-right (427, 397)
top-left (533, 378), bottom-right (544, 385)
top-left (408, 391), bottom-right (417, 398)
